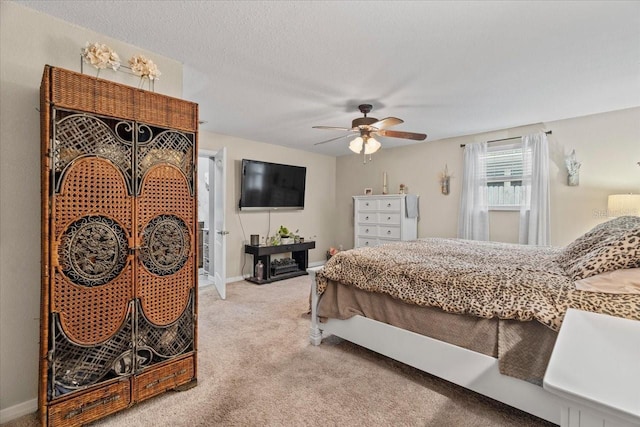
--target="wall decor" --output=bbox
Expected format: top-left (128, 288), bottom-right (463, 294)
top-left (382, 172), bottom-right (388, 194)
top-left (565, 149), bottom-right (581, 186)
top-left (364, 188), bottom-right (373, 195)
top-left (440, 164), bottom-right (451, 195)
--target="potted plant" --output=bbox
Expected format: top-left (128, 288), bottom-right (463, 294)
top-left (278, 225), bottom-right (294, 244)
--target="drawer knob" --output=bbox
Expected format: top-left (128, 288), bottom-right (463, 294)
top-left (387, 230), bottom-right (391, 234)
top-left (387, 203), bottom-right (391, 207)
top-left (365, 229), bottom-right (369, 233)
top-left (365, 241), bottom-right (369, 245)
top-left (365, 216), bottom-right (369, 220)
top-left (365, 202), bottom-right (369, 206)
top-left (387, 216), bottom-right (391, 220)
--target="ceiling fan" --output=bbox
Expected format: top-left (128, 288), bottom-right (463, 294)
top-left (313, 104), bottom-right (427, 159)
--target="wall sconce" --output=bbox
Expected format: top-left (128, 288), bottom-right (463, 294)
top-left (565, 149), bottom-right (581, 186)
top-left (608, 194), bottom-right (640, 217)
top-left (440, 164), bottom-right (451, 195)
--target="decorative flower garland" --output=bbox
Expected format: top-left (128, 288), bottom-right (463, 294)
top-left (81, 42), bottom-right (121, 71)
top-left (129, 55), bottom-right (161, 81)
top-left (81, 42), bottom-right (162, 90)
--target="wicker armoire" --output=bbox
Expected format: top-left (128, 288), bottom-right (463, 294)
top-left (39, 66), bottom-right (198, 426)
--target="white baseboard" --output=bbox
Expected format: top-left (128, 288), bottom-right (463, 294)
top-left (0, 398), bottom-right (37, 424)
top-left (308, 261), bottom-right (325, 268)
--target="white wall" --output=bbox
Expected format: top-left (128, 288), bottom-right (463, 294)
top-left (0, 1), bottom-right (184, 416)
top-left (335, 108), bottom-right (640, 249)
top-left (198, 131), bottom-right (336, 279)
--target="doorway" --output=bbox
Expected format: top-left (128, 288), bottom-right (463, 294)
top-left (197, 148), bottom-right (227, 299)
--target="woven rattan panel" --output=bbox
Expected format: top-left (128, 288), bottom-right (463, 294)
top-left (53, 271), bottom-right (132, 346)
top-left (135, 91), bottom-right (198, 132)
top-left (51, 67), bottom-right (135, 121)
top-left (54, 158), bottom-right (133, 233)
top-left (53, 158), bottom-right (132, 344)
top-left (50, 67), bottom-right (197, 132)
top-left (137, 165), bottom-right (194, 326)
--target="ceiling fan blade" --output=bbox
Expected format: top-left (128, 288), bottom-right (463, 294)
top-left (377, 129), bottom-right (427, 141)
top-left (370, 117), bottom-right (403, 129)
top-left (313, 133), bottom-right (354, 146)
top-left (312, 126), bottom-right (353, 131)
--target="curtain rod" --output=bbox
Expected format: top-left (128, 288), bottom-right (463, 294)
top-left (460, 130), bottom-right (552, 148)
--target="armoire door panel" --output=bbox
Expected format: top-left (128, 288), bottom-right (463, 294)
top-left (52, 158), bottom-right (133, 345)
top-left (136, 164), bottom-right (194, 326)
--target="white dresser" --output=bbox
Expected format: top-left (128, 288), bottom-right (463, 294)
top-left (353, 195), bottom-right (418, 248)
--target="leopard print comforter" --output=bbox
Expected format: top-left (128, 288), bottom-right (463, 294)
top-left (316, 238), bottom-right (640, 331)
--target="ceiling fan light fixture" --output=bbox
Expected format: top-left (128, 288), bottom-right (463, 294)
top-left (349, 136), bottom-right (364, 153)
top-left (312, 104), bottom-right (427, 159)
top-left (364, 137), bottom-right (381, 154)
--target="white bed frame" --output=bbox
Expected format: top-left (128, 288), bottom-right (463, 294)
top-left (308, 267), bottom-right (561, 425)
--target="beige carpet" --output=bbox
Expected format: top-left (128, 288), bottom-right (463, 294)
top-left (5, 276), bottom-right (556, 427)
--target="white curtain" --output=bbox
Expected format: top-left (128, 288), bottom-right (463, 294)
top-left (519, 133), bottom-right (550, 245)
top-left (458, 142), bottom-right (489, 240)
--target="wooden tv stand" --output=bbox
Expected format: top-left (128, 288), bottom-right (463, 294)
top-left (244, 241), bottom-right (316, 284)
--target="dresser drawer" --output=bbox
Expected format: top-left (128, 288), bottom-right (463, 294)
top-left (378, 226), bottom-right (401, 239)
top-left (379, 198), bottom-right (402, 211)
top-left (378, 213), bottom-right (401, 225)
top-left (135, 356), bottom-right (194, 402)
top-left (357, 212), bottom-right (378, 224)
top-left (48, 380), bottom-right (130, 427)
top-left (356, 199), bottom-right (378, 211)
top-left (357, 225), bottom-right (378, 237)
top-left (356, 237), bottom-right (378, 247)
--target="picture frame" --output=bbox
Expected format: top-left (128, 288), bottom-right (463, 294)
top-left (364, 188), bottom-right (373, 195)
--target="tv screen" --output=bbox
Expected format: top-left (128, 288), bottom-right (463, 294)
top-left (239, 159), bottom-right (306, 211)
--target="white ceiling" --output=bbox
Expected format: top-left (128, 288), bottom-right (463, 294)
top-left (17, 1), bottom-right (640, 156)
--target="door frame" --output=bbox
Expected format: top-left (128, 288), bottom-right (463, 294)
top-left (197, 148), bottom-right (227, 298)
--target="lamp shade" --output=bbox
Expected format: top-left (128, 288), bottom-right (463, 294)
top-left (349, 137), bottom-right (363, 154)
top-left (607, 194), bottom-right (640, 217)
top-left (364, 137), bottom-right (381, 154)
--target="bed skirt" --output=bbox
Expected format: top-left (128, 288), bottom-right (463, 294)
top-left (318, 280), bottom-right (557, 384)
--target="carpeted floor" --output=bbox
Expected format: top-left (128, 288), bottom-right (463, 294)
top-left (4, 276), bottom-right (557, 427)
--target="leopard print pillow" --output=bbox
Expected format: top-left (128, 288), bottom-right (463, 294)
top-left (564, 228), bottom-right (640, 280)
top-left (557, 216), bottom-right (640, 267)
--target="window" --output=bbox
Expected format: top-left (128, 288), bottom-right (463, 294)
top-left (485, 144), bottom-right (529, 210)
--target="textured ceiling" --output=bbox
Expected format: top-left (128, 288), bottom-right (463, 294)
top-left (17, 1), bottom-right (640, 156)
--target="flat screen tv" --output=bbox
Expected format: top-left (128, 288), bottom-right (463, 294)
top-left (239, 159), bottom-right (306, 211)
